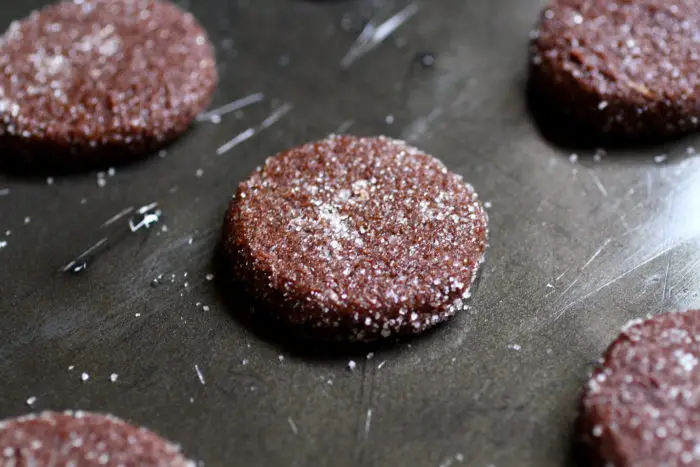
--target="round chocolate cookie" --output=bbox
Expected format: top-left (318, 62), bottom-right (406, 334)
top-left (578, 310), bottom-right (700, 466)
top-left (0, 0), bottom-right (217, 170)
top-left (222, 135), bottom-right (489, 342)
top-left (530, 0), bottom-right (700, 140)
top-left (0, 411), bottom-right (194, 466)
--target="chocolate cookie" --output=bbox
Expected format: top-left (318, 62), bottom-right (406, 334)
top-left (530, 0), bottom-right (700, 140)
top-left (578, 310), bottom-right (700, 466)
top-left (0, 0), bottom-right (217, 170)
top-left (0, 411), bottom-right (194, 466)
top-left (222, 135), bottom-right (489, 342)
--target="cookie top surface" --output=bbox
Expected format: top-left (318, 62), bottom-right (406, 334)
top-left (0, 411), bottom-right (194, 466)
top-left (225, 135), bottom-right (488, 333)
top-left (532, 0), bottom-right (700, 107)
top-left (0, 0), bottom-right (216, 151)
top-left (580, 310), bottom-right (700, 466)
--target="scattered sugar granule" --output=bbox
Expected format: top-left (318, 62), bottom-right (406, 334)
top-left (81, 372), bottom-right (90, 382)
top-left (110, 373), bottom-right (119, 382)
top-left (348, 360), bottom-right (357, 371)
top-left (25, 396), bottom-right (36, 407)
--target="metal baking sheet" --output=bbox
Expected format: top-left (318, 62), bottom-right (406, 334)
top-left (2, 0), bottom-right (700, 465)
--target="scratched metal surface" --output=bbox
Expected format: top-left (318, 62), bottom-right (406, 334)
top-left (2, 0), bottom-right (700, 466)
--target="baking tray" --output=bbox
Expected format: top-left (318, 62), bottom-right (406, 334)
top-left (2, 0), bottom-right (700, 465)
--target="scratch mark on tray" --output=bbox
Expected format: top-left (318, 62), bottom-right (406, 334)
top-left (662, 255), bottom-right (671, 302)
top-left (582, 238), bottom-right (611, 270)
top-left (217, 102), bottom-right (293, 155)
top-left (261, 102), bottom-right (294, 129)
top-left (102, 206), bottom-right (135, 228)
top-left (217, 128), bottom-right (255, 154)
top-left (341, 3), bottom-right (420, 68)
top-left (197, 92), bottom-right (264, 123)
top-left (62, 203), bottom-right (161, 273)
top-left (287, 416), bottom-right (299, 435)
top-left (355, 359), bottom-right (376, 463)
top-left (668, 256), bottom-right (700, 295)
top-left (194, 364), bottom-right (205, 385)
top-left (556, 276), bottom-right (580, 301)
top-left (403, 107), bottom-right (443, 142)
top-left (546, 171), bottom-right (700, 326)
top-left (552, 243), bottom-right (679, 322)
top-left (588, 170), bottom-right (608, 197)
top-left (61, 237), bottom-right (108, 273)
top-left (333, 119), bottom-right (355, 134)
top-left (364, 408), bottom-right (373, 439)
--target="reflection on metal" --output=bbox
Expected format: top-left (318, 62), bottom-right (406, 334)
top-left (550, 170), bottom-right (700, 323)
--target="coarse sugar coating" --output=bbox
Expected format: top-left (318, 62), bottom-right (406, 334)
top-left (222, 135), bottom-right (489, 342)
top-left (0, 0), bottom-right (217, 169)
top-left (0, 411), bottom-right (195, 466)
top-left (530, 0), bottom-right (700, 140)
top-left (578, 310), bottom-right (700, 466)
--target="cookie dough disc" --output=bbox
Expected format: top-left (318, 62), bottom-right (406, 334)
top-left (0, 411), bottom-right (194, 466)
top-left (222, 135), bottom-right (489, 342)
top-left (530, 0), bottom-right (700, 140)
top-left (578, 310), bottom-right (700, 466)
top-left (0, 0), bottom-right (217, 169)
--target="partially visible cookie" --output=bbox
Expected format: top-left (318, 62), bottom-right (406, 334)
top-left (222, 135), bottom-right (488, 343)
top-left (0, 411), bottom-right (194, 466)
top-left (0, 0), bottom-right (217, 170)
top-left (530, 0), bottom-right (700, 140)
top-left (577, 310), bottom-right (700, 466)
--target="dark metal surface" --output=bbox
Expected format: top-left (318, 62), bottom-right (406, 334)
top-left (2, 0), bottom-right (700, 466)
